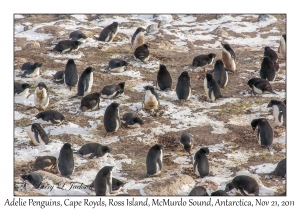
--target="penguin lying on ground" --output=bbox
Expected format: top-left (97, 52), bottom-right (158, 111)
top-left (108, 58), bottom-right (129, 73)
top-left (134, 44), bottom-right (150, 63)
top-left (51, 40), bottom-right (81, 53)
top-left (14, 82), bottom-right (31, 97)
top-left (247, 78), bottom-right (276, 95)
top-left (35, 110), bottom-right (65, 125)
top-left (188, 186), bottom-right (208, 196)
top-left (80, 92), bottom-right (101, 112)
top-left (225, 175), bottom-right (259, 196)
top-left (122, 113), bottom-right (143, 128)
top-left (21, 62), bottom-right (43, 78)
top-left (98, 22), bottom-right (119, 42)
top-left (34, 156), bottom-right (57, 171)
top-left (21, 172), bottom-right (43, 189)
top-left (76, 143), bottom-right (111, 159)
top-left (52, 70), bottom-right (65, 84)
top-left (69, 30), bottom-right (88, 43)
top-left (192, 53), bottom-right (216, 71)
top-left (100, 82), bottom-right (125, 99)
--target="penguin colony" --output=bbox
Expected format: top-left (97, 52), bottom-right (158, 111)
top-left (14, 14), bottom-right (286, 196)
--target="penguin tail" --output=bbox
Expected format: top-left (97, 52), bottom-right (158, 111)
top-left (69, 86), bottom-right (72, 91)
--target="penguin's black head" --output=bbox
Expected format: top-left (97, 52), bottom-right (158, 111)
top-left (154, 144), bottom-right (164, 150)
top-left (180, 71), bottom-right (189, 78)
top-left (251, 119), bottom-right (262, 130)
top-left (67, 59), bottom-right (75, 65)
top-left (225, 182), bottom-right (234, 192)
top-left (77, 32), bottom-right (87, 40)
top-left (35, 112), bottom-right (44, 119)
top-left (264, 46), bottom-right (271, 51)
top-left (118, 82), bottom-right (125, 90)
top-left (62, 143), bottom-right (72, 150)
top-left (137, 27), bottom-right (146, 33)
top-left (22, 83), bottom-right (31, 89)
top-left (144, 85), bottom-right (154, 91)
top-left (37, 82), bottom-right (47, 90)
top-left (102, 146), bottom-right (111, 154)
top-left (222, 43), bottom-right (231, 51)
top-left (142, 44), bottom-right (148, 49)
top-left (159, 64), bottom-right (167, 71)
top-left (215, 59), bottom-right (224, 67)
top-left (115, 179), bottom-right (125, 188)
top-left (133, 117), bottom-right (144, 125)
top-left (85, 67), bottom-right (94, 73)
top-left (200, 147), bottom-right (209, 155)
top-left (21, 174), bottom-right (30, 181)
top-left (111, 102), bottom-right (120, 109)
top-left (206, 73), bottom-right (213, 81)
top-left (208, 53), bottom-right (217, 59)
top-left (34, 62), bottom-right (43, 68)
top-left (112, 22), bottom-right (118, 27)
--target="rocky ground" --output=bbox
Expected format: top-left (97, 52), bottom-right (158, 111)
top-left (14, 14), bottom-right (286, 196)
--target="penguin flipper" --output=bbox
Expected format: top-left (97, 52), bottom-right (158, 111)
top-left (278, 111), bottom-right (283, 123)
top-left (21, 71), bottom-right (28, 78)
top-left (33, 129), bottom-right (40, 143)
top-left (84, 79), bottom-right (89, 92)
top-left (50, 118), bottom-right (60, 125)
top-left (89, 100), bottom-right (97, 110)
top-left (225, 68), bottom-right (234, 73)
top-left (89, 153), bottom-right (96, 159)
top-left (251, 86), bottom-right (257, 95)
top-left (208, 86), bottom-right (213, 100)
top-left (238, 187), bottom-right (248, 196)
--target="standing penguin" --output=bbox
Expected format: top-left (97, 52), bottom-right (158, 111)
top-left (103, 102), bottom-right (121, 137)
top-left (264, 46), bottom-right (278, 62)
top-left (108, 58), bottom-right (129, 73)
top-left (251, 118), bottom-right (273, 151)
top-left (176, 71), bottom-right (191, 104)
top-left (174, 132), bottom-right (196, 155)
top-left (52, 70), bottom-right (65, 84)
top-left (35, 110), bottom-right (65, 125)
top-left (26, 123), bottom-right (49, 146)
top-left (21, 62), bottom-right (43, 78)
top-left (34, 82), bottom-right (49, 110)
top-left (134, 44), bottom-right (150, 63)
top-left (222, 43), bottom-right (236, 71)
top-left (193, 147), bottom-right (209, 178)
top-left (142, 85), bottom-right (159, 113)
top-left (156, 64), bottom-right (172, 91)
top-left (94, 166), bottom-right (114, 196)
top-left (192, 53), bottom-right (216, 71)
top-left (131, 27), bottom-right (146, 51)
top-left (188, 186), bottom-right (208, 196)
top-left (98, 22), bottom-right (119, 42)
top-left (204, 73), bottom-right (223, 101)
top-left (80, 92), bottom-right (101, 112)
top-left (278, 35), bottom-right (286, 57)
top-left (247, 78), bottom-right (276, 95)
top-left (71, 67), bottom-right (94, 98)
top-left (208, 59), bottom-right (234, 88)
top-left (64, 59), bottom-right (78, 91)
top-left (57, 143), bottom-right (74, 179)
top-left (21, 172), bottom-right (43, 189)
top-left (146, 144), bottom-right (163, 176)
top-left (51, 40), bottom-right (81, 53)
top-left (100, 82), bottom-right (125, 99)
top-left (122, 113), bottom-right (144, 128)
top-left (260, 56), bottom-right (276, 81)
top-left (267, 158), bottom-right (286, 178)
top-left (14, 82), bottom-right (31, 97)
top-left (267, 100), bottom-right (286, 126)
top-left (225, 175), bottom-right (259, 196)
top-left (77, 143), bottom-right (111, 159)
top-left (69, 30), bottom-right (88, 43)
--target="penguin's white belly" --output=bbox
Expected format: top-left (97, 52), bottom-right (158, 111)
top-left (209, 58), bottom-right (214, 65)
top-left (62, 47), bottom-right (72, 53)
top-left (273, 105), bottom-right (283, 126)
top-left (26, 68), bottom-right (40, 78)
top-left (34, 89), bottom-right (49, 109)
top-left (108, 27), bottom-right (118, 42)
top-left (15, 88), bottom-right (30, 97)
top-left (144, 91), bottom-right (158, 109)
top-left (204, 78), bottom-right (209, 98)
top-left (26, 126), bottom-right (44, 146)
top-left (77, 38), bottom-right (86, 43)
top-left (258, 132), bottom-right (261, 145)
top-left (110, 66), bottom-right (125, 73)
top-left (279, 36), bottom-right (286, 55)
top-left (210, 91), bottom-right (215, 101)
top-left (143, 55), bottom-right (150, 63)
top-left (187, 86), bottom-right (191, 100)
top-left (253, 86), bottom-right (263, 94)
top-left (84, 72), bottom-right (93, 96)
top-left (224, 71), bottom-right (228, 87)
top-left (132, 33), bottom-right (144, 50)
top-left (101, 91), bottom-right (118, 99)
top-left (127, 123), bottom-right (141, 128)
top-left (194, 164), bottom-right (200, 176)
top-left (222, 49), bottom-right (236, 71)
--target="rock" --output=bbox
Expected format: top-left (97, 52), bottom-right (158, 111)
top-left (35, 25), bottom-right (65, 36)
top-left (153, 14), bottom-right (159, 19)
top-left (216, 14), bottom-right (225, 19)
top-left (15, 57), bottom-right (27, 64)
top-left (212, 27), bottom-right (229, 36)
top-left (81, 30), bottom-right (94, 39)
top-left (146, 24), bottom-right (158, 33)
top-left (24, 24), bottom-right (34, 31)
top-left (158, 20), bottom-right (168, 28)
top-left (114, 154), bottom-right (128, 159)
top-left (25, 41), bottom-right (40, 49)
top-left (239, 34), bottom-right (251, 39)
top-left (258, 14), bottom-right (269, 21)
top-left (143, 174), bottom-right (195, 196)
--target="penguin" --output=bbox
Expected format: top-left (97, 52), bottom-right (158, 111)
top-left (204, 73), bottom-right (223, 101)
top-left (98, 22), bottom-right (119, 42)
top-left (192, 53), bottom-right (216, 71)
top-left (211, 190), bottom-right (229, 196)
top-left (103, 102), bottom-right (120, 137)
top-left (80, 92), bottom-right (101, 112)
top-left (222, 43), bottom-right (236, 71)
top-left (35, 110), bottom-right (65, 125)
top-left (21, 172), bottom-right (43, 189)
top-left (251, 118), bottom-right (273, 151)
top-left (108, 58), bottom-right (129, 73)
top-left (156, 64), bottom-right (172, 91)
top-left (100, 82), bottom-right (125, 99)
top-left (14, 82), bottom-right (31, 97)
top-left (34, 82), bottom-right (49, 110)
top-left (193, 147), bottom-right (209, 178)
top-left (278, 35), bottom-right (286, 57)
top-left (188, 186), bottom-right (208, 196)
top-left (26, 123), bottom-right (49, 146)
top-left (58, 143), bottom-right (74, 178)
top-left (225, 175), bottom-right (259, 196)
top-left (52, 70), bottom-right (65, 84)
top-left (121, 112), bottom-right (143, 128)
top-left (71, 67), bottom-right (94, 98)
top-left (267, 158), bottom-right (286, 178)
top-left (69, 30), bottom-right (88, 43)
top-left (94, 166), bottom-right (114, 195)
top-left (77, 143), bottom-right (111, 159)
top-left (260, 56), bottom-right (276, 81)
top-left (176, 71), bottom-right (191, 104)
top-left (267, 100), bottom-right (286, 126)
top-left (34, 156), bottom-right (57, 171)
top-left (208, 59), bottom-right (234, 88)
top-left (264, 46), bottom-right (278, 63)
top-left (283, 99), bottom-right (286, 105)
top-left (247, 78), bottom-right (276, 95)
top-left (142, 85), bottom-right (159, 112)
top-left (21, 62), bottom-right (42, 78)
top-left (88, 177), bottom-right (125, 193)
top-left (174, 132), bottom-right (196, 155)
top-left (146, 144), bottom-right (163, 176)
top-left (134, 44), bottom-right (150, 63)
top-left (131, 27), bottom-right (146, 51)
top-left (64, 59), bottom-right (78, 91)
top-left (51, 40), bottom-right (81, 53)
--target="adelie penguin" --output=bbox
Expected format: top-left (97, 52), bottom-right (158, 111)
top-left (267, 158), bottom-right (286, 178)
top-left (21, 172), bottom-right (43, 189)
top-left (64, 59), bottom-right (78, 91)
top-left (176, 71), bottom-right (191, 105)
top-left (208, 59), bottom-right (234, 88)
top-left (251, 118), bottom-right (273, 151)
top-left (51, 40), bottom-right (81, 53)
top-left (204, 73), bottom-right (223, 101)
top-left (142, 85), bottom-right (159, 113)
top-left (52, 70), bottom-right (64, 84)
top-left (264, 46), bottom-right (278, 63)
top-left (77, 143), bottom-right (111, 159)
top-left (14, 82), bottom-right (31, 97)
top-left (188, 186), bottom-right (208, 196)
top-left (89, 177), bottom-right (125, 194)
top-left (174, 132), bottom-right (196, 155)
top-left (94, 166), bottom-right (114, 196)
top-left (225, 175), bottom-right (259, 196)
top-left (108, 58), bottom-right (129, 73)
top-left (247, 78), bottom-right (276, 95)
top-left (122, 113), bottom-right (143, 128)
top-left (26, 123), bottom-right (49, 146)
top-left (193, 147), bottom-right (209, 178)
top-left (35, 110), bottom-right (65, 125)
top-left (260, 56), bottom-right (277, 81)
top-left (278, 35), bottom-right (286, 57)
top-left (131, 27), bottom-right (146, 51)
top-left (33, 82), bottom-right (49, 110)
top-left (34, 156), bottom-right (57, 171)
top-left (134, 44), bottom-right (150, 63)
top-left (21, 62), bottom-right (43, 78)
top-left (100, 82), bottom-right (125, 99)
top-left (192, 53), bottom-right (216, 71)
top-left (211, 190), bottom-right (229, 196)
top-left (146, 144), bottom-right (163, 176)
top-left (222, 43), bottom-right (236, 71)
top-left (98, 22), bottom-right (119, 42)
top-left (70, 67), bottom-right (94, 98)
top-left (58, 143), bottom-right (74, 179)
top-left (80, 92), bottom-right (101, 112)
top-left (69, 30), bottom-right (88, 43)
top-left (156, 64), bottom-right (172, 91)
top-left (104, 102), bottom-right (120, 137)
top-left (267, 100), bottom-right (286, 126)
